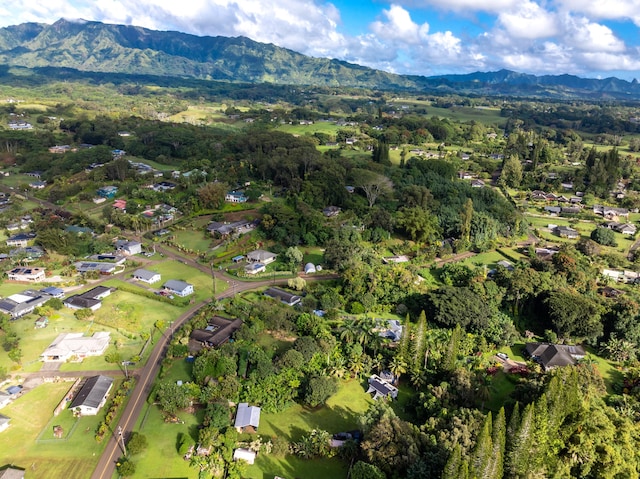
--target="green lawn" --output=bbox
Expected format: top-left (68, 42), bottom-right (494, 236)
top-left (148, 259), bottom-right (225, 302)
top-left (0, 381), bottom-right (105, 479)
top-left (170, 228), bottom-right (213, 253)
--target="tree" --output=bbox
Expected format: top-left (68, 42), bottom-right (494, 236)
top-left (303, 376), bottom-right (338, 407)
top-left (116, 457), bottom-right (136, 477)
top-left (545, 290), bottom-right (604, 340)
top-left (389, 356), bottom-right (408, 385)
top-left (500, 154), bottom-right (523, 187)
top-left (351, 461), bottom-right (386, 479)
top-left (353, 169), bottom-right (393, 208)
top-left (395, 207), bottom-right (441, 247)
top-left (591, 227), bottom-right (617, 246)
top-left (127, 432), bottom-right (148, 455)
top-left (197, 182), bottom-right (228, 210)
top-left (203, 402), bottom-right (231, 429)
top-left (74, 308), bottom-right (94, 320)
top-left (155, 381), bottom-right (191, 415)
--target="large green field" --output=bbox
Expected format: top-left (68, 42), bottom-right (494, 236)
top-left (0, 381), bottom-right (104, 478)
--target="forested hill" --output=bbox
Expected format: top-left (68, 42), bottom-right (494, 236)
top-left (2, 18), bottom-right (640, 99)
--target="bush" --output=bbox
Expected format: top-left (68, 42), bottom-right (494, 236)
top-left (116, 457), bottom-right (136, 477)
top-left (127, 432), bottom-right (148, 455)
top-left (591, 227), bottom-right (617, 246)
top-left (303, 376), bottom-right (338, 408)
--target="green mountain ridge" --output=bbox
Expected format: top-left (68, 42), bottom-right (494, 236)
top-left (1, 18), bottom-right (640, 99)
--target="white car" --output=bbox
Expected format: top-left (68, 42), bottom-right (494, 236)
top-left (496, 352), bottom-right (509, 360)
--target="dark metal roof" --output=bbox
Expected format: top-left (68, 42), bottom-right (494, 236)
top-left (70, 375), bottom-right (113, 409)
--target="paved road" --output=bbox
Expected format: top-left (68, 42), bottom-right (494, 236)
top-left (90, 271), bottom-right (338, 479)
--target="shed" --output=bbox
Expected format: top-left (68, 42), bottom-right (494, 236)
top-left (304, 263), bottom-right (316, 274)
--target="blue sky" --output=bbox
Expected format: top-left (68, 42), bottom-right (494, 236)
top-left (1, 0), bottom-right (640, 80)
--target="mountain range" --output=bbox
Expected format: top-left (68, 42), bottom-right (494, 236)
top-left (1, 18), bottom-right (639, 100)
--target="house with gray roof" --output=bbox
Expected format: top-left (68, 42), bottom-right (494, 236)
top-left (524, 342), bottom-right (586, 371)
top-left (0, 466), bottom-right (25, 479)
top-left (41, 332), bottom-right (111, 362)
top-left (246, 249), bottom-right (277, 264)
top-left (0, 290), bottom-right (51, 318)
top-left (163, 280), bottom-right (194, 297)
top-left (263, 287), bottom-right (301, 306)
top-left (70, 375), bottom-right (113, 416)
top-left (0, 414), bottom-right (10, 433)
top-left (234, 403), bottom-right (260, 432)
top-left (133, 269), bottom-right (161, 284)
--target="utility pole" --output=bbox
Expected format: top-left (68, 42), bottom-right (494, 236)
top-left (117, 425), bottom-right (127, 456)
top-left (210, 262), bottom-right (216, 296)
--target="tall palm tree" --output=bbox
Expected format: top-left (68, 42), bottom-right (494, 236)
top-left (389, 356), bottom-right (408, 386)
top-left (339, 320), bottom-right (358, 344)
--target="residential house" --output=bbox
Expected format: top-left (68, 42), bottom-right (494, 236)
top-left (0, 391), bottom-right (11, 409)
top-left (163, 280), bottom-right (194, 297)
top-left (207, 220), bottom-right (256, 237)
top-left (0, 414), bottom-right (10, 432)
top-left (0, 290), bottom-right (51, 318)
top-left (366, 374), bottom-right (398, 400)
top-left (530, 190), bottom-right (548, 201)
top-left (234, 403), bottom-right (261, 432)
top-left (29, 180), bottom-right (46, 189)
top-left (6, 232), bottom-right (35, 247)
top-left (496, 260), bottom-right (515, 271)
top-left (7, 267), bottom-right (45, 282)
top-left (0, 466), bottom-right (24, 479)
top-left (10, 246), bottom-right (44, 260)
top-left (544, 206), bottom-right (561, 215)
top-left (471, 179), bottom-right (485, 188)
top-left (96, 185), bottom-right (118, 199)
top-left (263, 287), bottom-right (301, 306)
top-left (74, 261), bottom-right (121, 275)
top-left (69, 375), bottom-right (113, 416)
top-left (322, 206), bottom-right (341, 217)
top-left (40, 286), bottom-right (64, 299)
top-left (63, 286), bottom-right (112, 311)
top-left (115, 240), bottom-right (142, 255)
top-left (225, 191), bottom-right (248, 203)
top-left (233, 448), bottom-right (256, 465)
top-left (553, 226), bottom-right (579, 239)
top-left (593, 205), bottom-right (630, 219)
top-left (246, 250), bottom-right (277, 265)
top-left (113, 199), bottom-right (127, 211)
top-left (132, 269), bottom-right (161, 284)
top-left (65, 225), bottom-right (94, 235)
top-left (40, 332), bottom-right (111, 362)
top-left (382, 255), bottom-right (410, 264)
top-left (48, 145), bottom-right (72, 154)
top-left (189, 317), bottom-right (243, 353)
top-left (524, 343), bottom-right (586, 371)
top-left (378, 320), bottom-right (403, 342)
top-left (560, 207), bottom-right (581, 215)
top-left (244, 263), bottom-right (266, 275)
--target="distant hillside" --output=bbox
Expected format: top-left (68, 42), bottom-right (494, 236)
top-left (1, 18), bottom-right (640, 99)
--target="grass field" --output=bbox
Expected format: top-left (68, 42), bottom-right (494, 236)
top-left (170, 228), bottom-right (213, 253)
top-left (0, 381), bottom-right (104, 478)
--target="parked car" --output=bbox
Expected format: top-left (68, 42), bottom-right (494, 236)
top-left (496, 352), bottom-right (509, 360)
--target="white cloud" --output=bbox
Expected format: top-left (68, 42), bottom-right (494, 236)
top-left (370, 4), bottom-right (429, 45)
top-left (392, 0), bottom-right (521, 14)
top-left (561, 15), bottom-right (625, 52)
top-left (556, 0), bottom-right (640, 24)
top-left (497, 1), bottom-right (558, 39)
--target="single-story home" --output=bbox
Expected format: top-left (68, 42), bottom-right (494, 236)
top-left (0, 466), bottom-right (25, 479)
top-left (6, 232), bottom-right (35, 247)
top-left (74, 261), bottom-right (120, 275)
top-left (553, 226), bottom-right (579, 239)
top-left (225, 191), bottom-right (247, 203)
top-left (246, 249), bottom-right (277, 265)
top-left (524, 342), bottom-right (586, 371)
top-left (245, 263), bottom-right (266, 275)
top-left (234, 403), bottom-right (260, 432)
top-left (7, 267), bottom-right (46, 282)
top-left (263, 287), bottom-right (301, 306)
top-left (189, 317), bottom-right (243, 353)
top-left (367, 374), bottom-right (398, 400)
top-left (0, 414), bottom-right (10, 432)
top-left (163, 279), bottom-right (194, 297)
top-left (0, 290), bottom-right (51, 318)
top-left (40, 286), bottom-right (65, 299)
top-left (233, 448), bottom-right (256, 465)
top-left (40, 332), bottom-right (111, 362)
top-left (115, 240), bottom-right (142, 255)
top-left (0, 391), bottom-right (11, 409)
top-left (133, 269), bottom-right (161, 284)
top-left (322, 206), bottom-right (341, 217)
top-left (69, 375), bottom-right (113, 416)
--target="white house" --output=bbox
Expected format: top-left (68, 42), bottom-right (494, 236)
top-left (225, 191), bottom-right (247, 203)
top-left (69, 375), bottom-right (113, 416)
top-left (245, 263), bottom-right (266, 275)
top-left (40, 332), bottom-right (111, 362)
top-left (0, 414), bottom-right (10, 432)
top-left (163, 279), bottom-right (194, 297)
top-left (246, 250), bottom-right (277, 265)
top-left (7, 267), bottom-right (46, 282)
top-left (133, 269), bottom-right (161, 284)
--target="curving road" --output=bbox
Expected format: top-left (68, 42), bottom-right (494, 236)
top-left (90, 272), bottom-right (338, 479)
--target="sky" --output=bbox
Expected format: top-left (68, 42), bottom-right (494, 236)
top-left (1, 0), bottom-right (640, 80)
